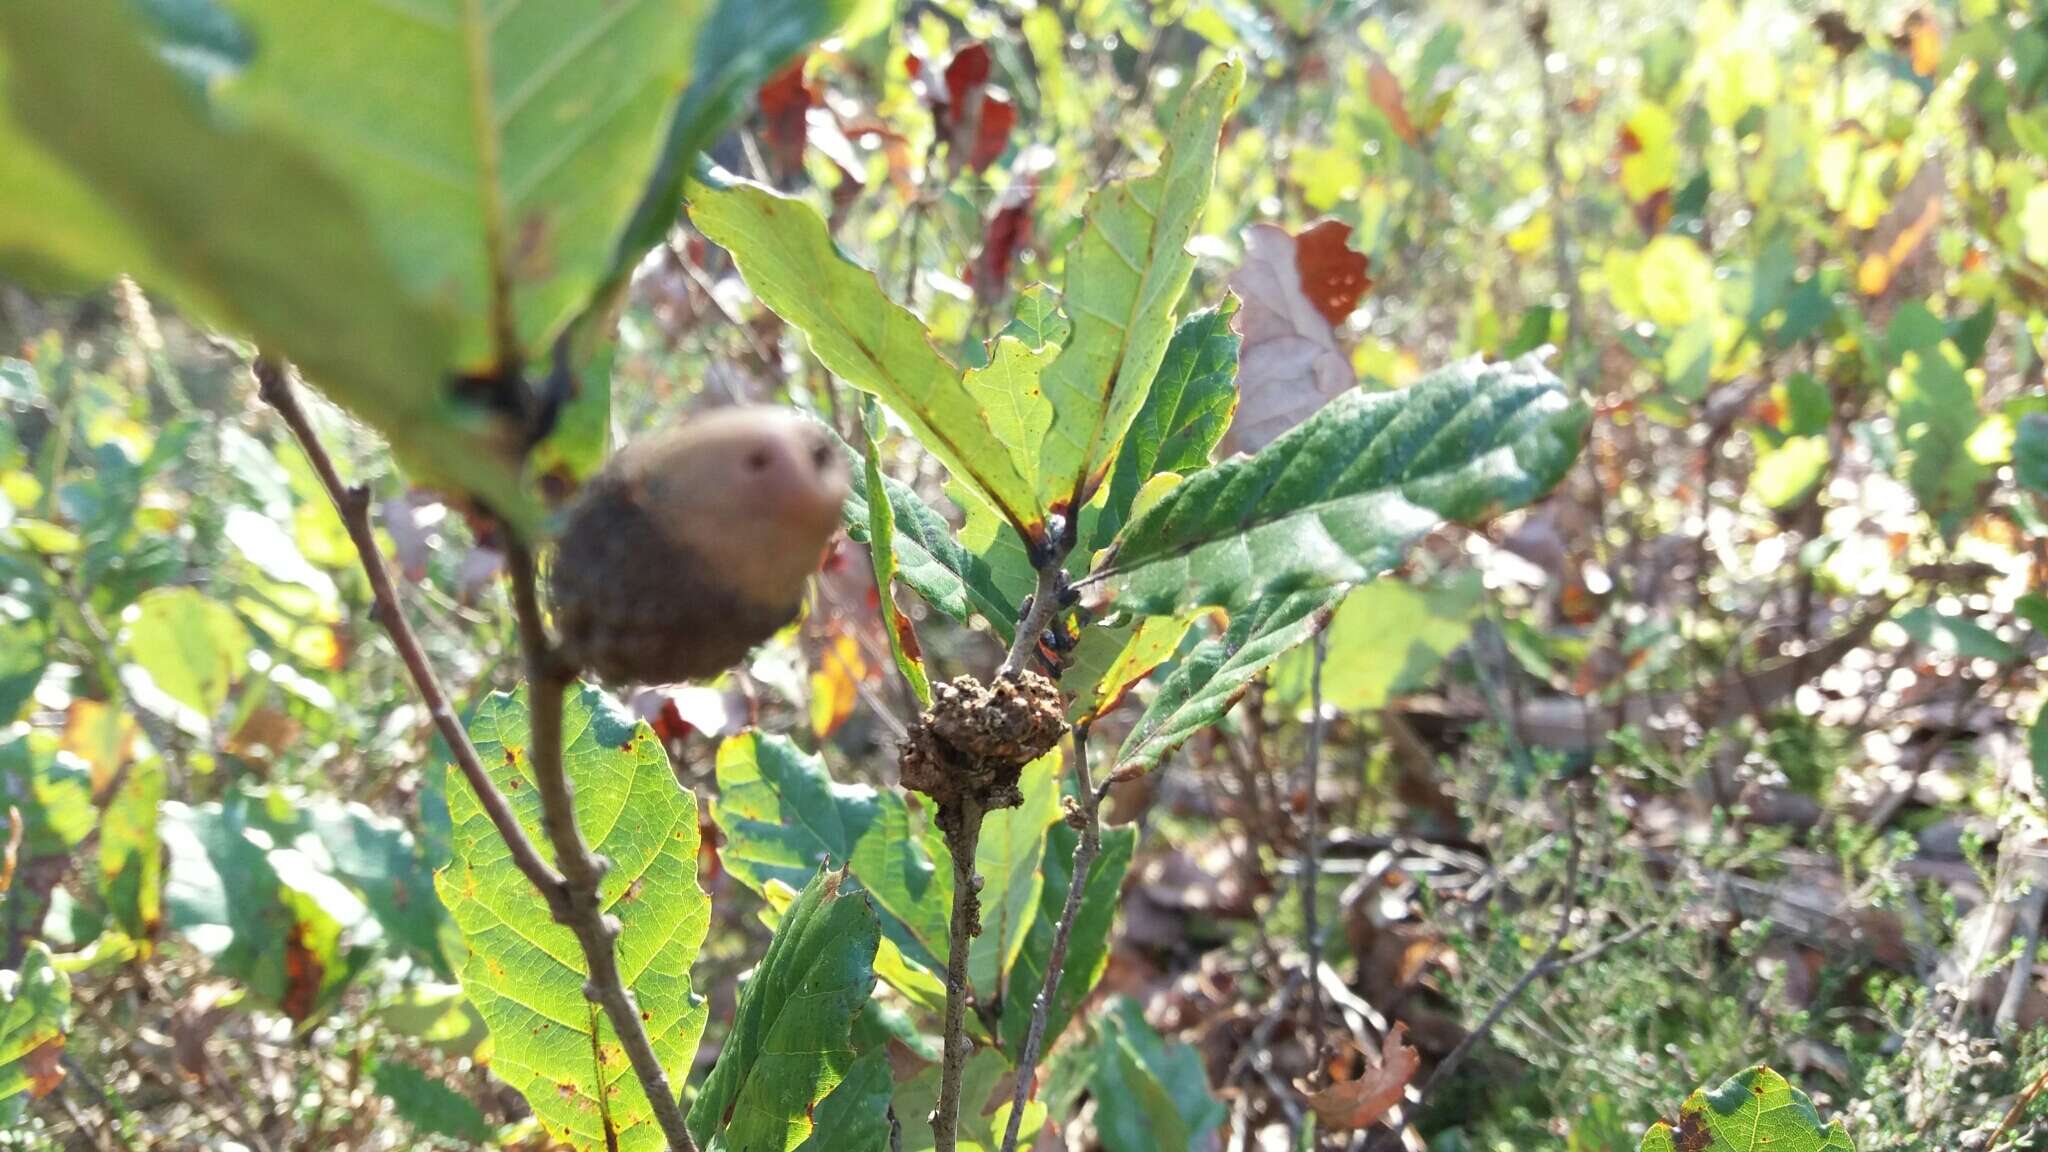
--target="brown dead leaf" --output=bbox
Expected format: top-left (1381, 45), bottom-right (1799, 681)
top-left (1220, 222), bottom-right (1364, 455)
top-left (1367, 57), bottom-right (1417, 146)
top-left (1300, 1023), bottom-right (1419, 1130)
top-left (24, 1037), bottom-right (64, 1098)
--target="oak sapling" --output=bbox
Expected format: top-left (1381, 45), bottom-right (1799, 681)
top-left (550, 406), bottom-right (849, 685)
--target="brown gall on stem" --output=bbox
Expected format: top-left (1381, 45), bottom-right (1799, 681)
top-left (550, 406), bottom-right (849, 686)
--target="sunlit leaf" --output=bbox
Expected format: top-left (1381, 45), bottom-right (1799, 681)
top-left (437, 685), bottom-right (709, 1152)
top-left (1036, 60), bottom-right (1244, 519)
top-left (0, 942), bottom-right (69, 1124)
top-left (688, 170), bottom-right (1042, 537)
top-left (1640, 1065), bottom-right (1853, 1152)
top-left (688, 868), bottom-right (879, 1152)
top-left (1083, 355), bottom-right (1586, 618)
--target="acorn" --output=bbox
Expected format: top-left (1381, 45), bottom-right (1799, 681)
top-left (549, 406), bottom-right (848, 686)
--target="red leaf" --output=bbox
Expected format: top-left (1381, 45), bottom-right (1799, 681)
top-left (970, 183), bottom-right (1035, 294)
top-left (1294, 219), bottom-right (1372, 326)
top-left (24, 1037), bottom-right (65, 1099)
top-left (281, 922), bottom-right (325, 1024)
top-left (967, 91), bottom-right (1016, 172)
top-left (1300, 1023), bottom-right (1420, 1131)
top-left (757, 57), bottom-right (814, 175)
top-left (943, 42), bottom-right (993, 107)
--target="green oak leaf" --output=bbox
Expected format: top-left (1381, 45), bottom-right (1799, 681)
top-left (1080, 354), bottom-right (1587, 618)
top-left (437, 685), bottom-right (709, 1152)
top-left (1640, 1065), bottom-right (1853, 1152)
top-left (1114, 590), bottom-right (1341, 778)
top-left (1036, 60), bottom-right (1245, 519)
top-left (688, 869), bottom-right (880, 1151)
top-left (1081, 299), bottom-right (1243, 557)
top-left (687, 169), bottom-right (1042, 539)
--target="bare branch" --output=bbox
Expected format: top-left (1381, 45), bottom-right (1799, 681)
top-left (254, 359), bottom-right (568, 915)
top-left (998, 722), bottom-right (1101, 1152)
top-left (260, 358), bottom-right (697, 1152)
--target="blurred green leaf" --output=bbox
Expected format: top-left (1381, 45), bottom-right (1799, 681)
top-left (1271, 572), bottom-right (1486, 711)
top-left (121, 586), bottom-right (251, 723)
top-left (162, 796), bottom-right (374, 1022)
top-left (372, 1059), bottom-right (494, 1145)
top-left (1890, 343), bottom-right (1986, 538)
top-left (2016, 410), bottom-right (2048, 496)
top-left (1083, 354), bottom-right (1586, 617)
top-left (97, 756), bottom-right (165, 946)
top-left (437, 685), bottom-right (708, 1152)
top-left (0, 0), bottom-right (541, 531)
top-left (1893, 606), bottom-right (2015, 664)
top-left (1088, 997), bottom-right (1225, 1152)
top-left (688, 869), bottom-right (880, 1151)
top-left (0, 942), bottom-right (69, 1126)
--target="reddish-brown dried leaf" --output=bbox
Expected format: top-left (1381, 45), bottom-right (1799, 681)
top-left (757, 57), bottom-right (815, 175)
top-left (1294, 219), bottom-right (1372, 326)
top-left (1301, 1024), bottom-right (1419, 1131)
top-left (281, 922), bottom-right (325, 1024)
top-left (1367, 57), bottom-right (1417, 145)
top-left (943, 43), bottom-right (993, 107)
top-left (967, 91), bottom-right (1016, 172)
top-left (24, 1037), bottom-right (64, 1099)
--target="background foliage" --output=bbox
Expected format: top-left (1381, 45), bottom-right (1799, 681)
top-left (0, 0), bottom-right (2045, 1149)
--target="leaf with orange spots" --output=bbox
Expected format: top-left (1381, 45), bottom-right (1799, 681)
top-left (1300, 1023), bottom-right (1419, 1130)
top-left (437, 685), bottom-right (710, 1152)
top-left (0, 942), bottom-right (71, 1122)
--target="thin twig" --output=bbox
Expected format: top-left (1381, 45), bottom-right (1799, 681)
top-left (260, 359), bottom-right (697, 1152)
top-left (999, 723), bottom-right (1102, 1152)
top-left (1988, 1059), bottom-right (2048, 1152)
top-left (1370, 789), bottom-right (1584, 1151)
top-left (1302, 630), bottom-right (1330, 1052)
top-left (505, 542), bottom-right (700, 1152)
top-left (254, 360), bottom-right (568, 914)
top-left (933, 799), bottom-right (987, 1152)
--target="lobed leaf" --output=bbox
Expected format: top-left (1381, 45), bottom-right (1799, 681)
top-left (1640, 1065), bottom-right (1853, 1152)
top-left (1036, 60), bottom-right (1245, 519)
top-left (1114, 590), bottom-right (1341, 778)
top-left (687, 170), bottom-right (1043, 538)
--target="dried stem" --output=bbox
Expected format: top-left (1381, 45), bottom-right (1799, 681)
top-left (1301, 629), bottom-right (1329, 1051)
top-left (933, 798), bottom-right (987, 1152)
top-left (998, 723), bottom-right (1104, 1152)
top-left (1370, 788), bottom-right (1583, 1151)
top-left (259, 359), bottom-right (697, 1152)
